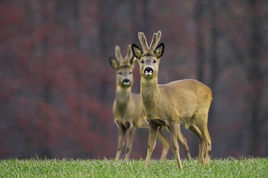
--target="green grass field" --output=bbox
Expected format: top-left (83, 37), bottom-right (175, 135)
top-left (0, 158), bottom-right (267, 178)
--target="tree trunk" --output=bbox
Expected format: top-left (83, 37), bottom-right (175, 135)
top-left (98, 0), bottom-right (116, 101)
top-left (247, 0), bottom-right (263, 157)
top-left (141, 0), bottom-right (150, 34)
top-left (194, 0), bottom-right (205, 82)
top-left (207, 0), bottom-right (219, 127)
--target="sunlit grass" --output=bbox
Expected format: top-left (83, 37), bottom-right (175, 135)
top-left (0, 158), bottom-right (267, 177)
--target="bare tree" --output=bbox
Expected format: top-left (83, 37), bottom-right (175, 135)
top-left (141, 0), bottom-right (151, 34)
top-left (247, 0), bottom-right (265, 156)
top-left (194, 0), bottom-right (206, 82)
top-left (207, 0), bottom-right (220, 127)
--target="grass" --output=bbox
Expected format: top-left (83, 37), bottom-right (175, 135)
top-left (0, 158), bottom-right (267, 178)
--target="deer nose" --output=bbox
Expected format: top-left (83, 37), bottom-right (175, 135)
top-left (122, 78), bottom-right (130, 85)
top-left (144, 67), bottom-right (154, 76)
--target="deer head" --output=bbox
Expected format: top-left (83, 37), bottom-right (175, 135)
top-left (131, 31), bottom-right (165, 80)
top-left (109, 45), bottom-right (135, 88)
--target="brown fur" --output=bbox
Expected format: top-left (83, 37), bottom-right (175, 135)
top-left (109, 45), bottom-right (172, 161)
top-left (132, 31), bottom-right (212, 169)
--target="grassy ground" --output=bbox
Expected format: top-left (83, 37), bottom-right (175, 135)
top-left (0, 158), bottom-right (267, 178)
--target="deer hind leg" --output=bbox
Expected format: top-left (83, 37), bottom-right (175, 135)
top-left (198, 114), bottom-right (211, 165)
top-left (201, 120), bottom-right (211, 164)
top-left (204, 128), bottom-right (211, 164)
top-left (192, 113), bottom-right (211, 165)
top-left (189, 123), bottom-right (205, 166)
top-left (157, 128), bottom-right (170, 161)
top-left (124, 126), bottom-right (136, 161)
top-left (145, 120), bottom-right (159, 168)
top-left (168, 122), bottom-right (183, 170)
top-left (177, 125), bottom-right (191, 160)
top-left (115, 122), bottom-right (127, 160)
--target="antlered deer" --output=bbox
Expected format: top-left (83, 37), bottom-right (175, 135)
top-left (109, 45), bottom-right (191, 161)
top-left (132, 31), bottom-right (212, 169)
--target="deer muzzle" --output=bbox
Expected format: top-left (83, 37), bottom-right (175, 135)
top-left (122, 78), bottom-right (130, 86)
top-left (144, 67), bottom-right (154, 76)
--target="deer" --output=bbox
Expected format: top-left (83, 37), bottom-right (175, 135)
top-left (109, 45), bottom-right (192, 161)
top-left (131, 31), bottom-right (212, 169)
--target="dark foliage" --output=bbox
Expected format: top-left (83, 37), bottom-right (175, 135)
top-left (0, 0), bottom-right (267, 159)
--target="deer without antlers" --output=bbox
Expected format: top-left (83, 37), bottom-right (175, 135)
top-left (109, 45), bottom-right (191, 161)
top-left (132, 31), bottom-right (212, 169)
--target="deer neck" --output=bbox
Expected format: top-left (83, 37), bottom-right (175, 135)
top-left (140, 77), bottom-right (160, 113)
top-left (115, 86), bottom-right (131, 109)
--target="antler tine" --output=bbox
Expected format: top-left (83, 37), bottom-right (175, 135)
top-left (150, 30), bottom-right (162, 50)
top-left (149, 32), bottom-right (158, 50)
top-left (138, 32), bottom-right (149, 51)
top-left (126, 45), bottom-right (133, 60)
top-left (156, 30), bottom-right (162, 39)
top-left (115, 45), bottom-right (123, 61)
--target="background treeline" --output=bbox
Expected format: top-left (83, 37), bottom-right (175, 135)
top-left (0, 0), bottom-right (267, 159)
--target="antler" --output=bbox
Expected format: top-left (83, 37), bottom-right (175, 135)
top-left (138, 31), bottom-right (162, 52)
top-left (138, 32), bottom-right (149, 51)
top-left (125, 45), bottom-right (133, 60)
top-left (149, 31), bottom-right (162, 50)
top-left (115, 45), bottom-right (123, 62)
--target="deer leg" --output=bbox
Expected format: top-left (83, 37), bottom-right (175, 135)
top-left (189, 124), bottom-right (204, 166)
top-left (203, 125), bottom-right (211, 165)
top-left (168, 123), bottom-right (183, 170)
top-left (177, 125), bottom-right (191, 160)
top-left (196, 114), bottom-right (211, 165)
top-left (115, 124), bottom-right (127, 160)
top-left (157, 128), bottom-right (170, 161)
top-left (145, 120), bottom-right (159, 168)
top-left (124, 127), bottom-right (136, 161)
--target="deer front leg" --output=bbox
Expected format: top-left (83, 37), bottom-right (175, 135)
top-left (145, 120), bottom-right (159, 168)
top-left (177, 125), bottom-right (191, 160)
top-left (124, 127), bottom-right (136, 161)
top-left (115, 124), bottom-right (127, 160)
top-left (157, 128), bottom-right (170, 161)
top-left (168, 123), bottom-right (183, 170)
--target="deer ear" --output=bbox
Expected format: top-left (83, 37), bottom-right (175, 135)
top-left (109, 57), bottom-right (118, 69)
top-left (131, 44), bottom-right (143, 59)
top-left (154, 43), bottom-right (165, 58)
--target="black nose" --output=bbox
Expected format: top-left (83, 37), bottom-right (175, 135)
top-left (144, 67), bottom-right (154, 74)
top-left (122, 78), bottom-right (130, 84)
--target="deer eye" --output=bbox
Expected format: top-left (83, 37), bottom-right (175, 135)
top-left (118, 72), bottom-right (122, 75)
top-left (141, 60), bottom-right (145, 64)
top-left (153, 60), bottom-right (157, 63)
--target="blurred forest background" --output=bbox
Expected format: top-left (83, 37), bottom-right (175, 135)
top-left (0, 0), bottom-right (267, 159)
